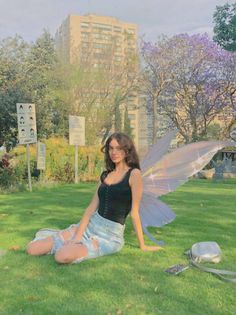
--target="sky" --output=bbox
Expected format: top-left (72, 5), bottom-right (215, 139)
top-left (0, 0), bottom-right (235, 42)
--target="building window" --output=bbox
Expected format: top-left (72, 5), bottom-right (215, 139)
top-left (113, 26), bottom-right (122, 32)
top-left (81, 42), bottom-right (89, 47)
top-left (114, 56), bottom-right (122, 62)
top-left (128, 95), bottom-right (136, 101)
top-left (127, 29), bottom-right (135, 34)
top-left (93, 43), bottom-right (111, 49)
top-left (128, 104), bottom-right (137, 110)
top-left (81, 22), bottom-right (90, 28)
top-left (81, 32), bottom-right (89, 39)
top-left (125, 48), bottom-right (136, 54)
top-left (128, 114), bottom-right (136, 120)
top-left (93, 52), bottom-right (108, 60)
top-left (93, 33), bottom-right (111, 41)
top-left (92, 23), bottom-right (112, 31)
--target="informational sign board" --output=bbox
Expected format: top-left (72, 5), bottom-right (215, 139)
top-left (69, 116), bottom-right (85, 146)
top-left (16, 103), bottom-right (37, 144)
top-left (37, 142), bottom-right (46, 170)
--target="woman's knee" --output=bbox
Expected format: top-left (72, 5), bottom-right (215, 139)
top-left (26, 242), bottom-right (40, 256)
top-left (55, 248), bottom-right (74, 264)
top-left (55, 243), bottom-right (88, 264)
top-left (26, 237), bottom-right (53, 256)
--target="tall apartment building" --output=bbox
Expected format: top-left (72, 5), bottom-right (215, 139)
top-left (55, 14), bottom-right (149, 152)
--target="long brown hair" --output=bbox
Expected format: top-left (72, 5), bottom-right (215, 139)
top-left (101, 132), bottom-right (140, 171)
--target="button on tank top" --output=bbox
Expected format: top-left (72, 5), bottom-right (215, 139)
top-left (97, 168), bottom-right (133, 225)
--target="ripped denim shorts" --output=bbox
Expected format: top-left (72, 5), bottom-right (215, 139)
top-left (51, 211), bottom-right (125, 263)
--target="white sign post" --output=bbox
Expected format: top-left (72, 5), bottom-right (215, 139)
top-left (69, 116), bottom-right (85, 183)
top-left (17, 103), bottom-right (37, 192)
top-left (37, 141), bottom-right (46, 173)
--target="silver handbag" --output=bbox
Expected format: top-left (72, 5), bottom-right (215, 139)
top-left (165, 242), bottom-right (236, 283)
top-left (189, 241), bottom-right (222, 263)
top-left (187, 241), bottom-right (236, 283)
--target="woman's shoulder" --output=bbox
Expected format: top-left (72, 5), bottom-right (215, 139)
top-left (129, 168), bottom-right (142, 179)
top-left (130, 167), bottom-right (141, 174)
top-left (129, 168), bottom-right (142, 187)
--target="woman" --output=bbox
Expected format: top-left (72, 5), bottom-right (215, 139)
top-left (27, 132), bottom-right (161, 264)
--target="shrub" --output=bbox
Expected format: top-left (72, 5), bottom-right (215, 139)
top-left (11, 137), bottom-right (104, 184)
top-left (0, 154), bottom-right (20, 189)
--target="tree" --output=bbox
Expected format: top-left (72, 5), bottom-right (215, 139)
top-left (0, 31), bottom-right (63, 150)
top-left (0, 35), bottom-right (29, 150)
top-left (56, 61), bottom-right (109, 145)
top-left (90, 38), bottom-right (140, 144)
top-left (220, 51), bottom-right (236, 138)
top-left (142, 34), bottom-right (235, 143)
top-left (58, 35), bottom-right (140, 145)
top-left (140, 37), bottom-right (175, 143)
top-left (123, 106), bottom-right (132, 137)
top-left (114, 103), bottom-right (122, 131)
top-left (25, 30), bottom-right (59, 138)
top-left (213, 3), bottom-right (236, 51)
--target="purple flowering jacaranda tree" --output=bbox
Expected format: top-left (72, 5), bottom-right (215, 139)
top-left (141, 34), bottom-right (236, 143)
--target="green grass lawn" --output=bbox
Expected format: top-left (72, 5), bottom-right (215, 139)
top-left (0, 179), bottom-right (236, 315)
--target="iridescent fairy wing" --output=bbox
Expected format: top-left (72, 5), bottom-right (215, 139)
top-left (139, 131), bottom-right (177, 244)
top-left (140, 192), bottom-right (176, 245)
top-left (139, 137), bottom-right (234, 245)
top-left (141, 129), bottom-right (177, 173)
top-left (142, 140), bottom-right (234, 197)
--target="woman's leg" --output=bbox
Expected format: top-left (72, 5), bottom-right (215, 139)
top-left (26, 236), bottom-right (54, 256)
top-left (55, 238), bottom-right (99, 264)
top-left (26, 226), bottom-right (78, 256)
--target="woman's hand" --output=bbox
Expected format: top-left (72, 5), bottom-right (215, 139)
top-left (62, 230), bottom-right (83, 245)
top-left (140, 244), bottom-right (163, 252)
top-left (63, 238), bottom-right (82, 246)
top-left (62, 232), bottom-right (82, 245)
top-left (69, 233), bottom-right (82, 243)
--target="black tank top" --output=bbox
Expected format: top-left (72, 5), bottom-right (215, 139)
top-left (97, 168), bottom-right (133, 225)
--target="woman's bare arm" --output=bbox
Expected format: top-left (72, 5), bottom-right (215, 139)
top-left (130, 169), bottom-right (161, 252)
